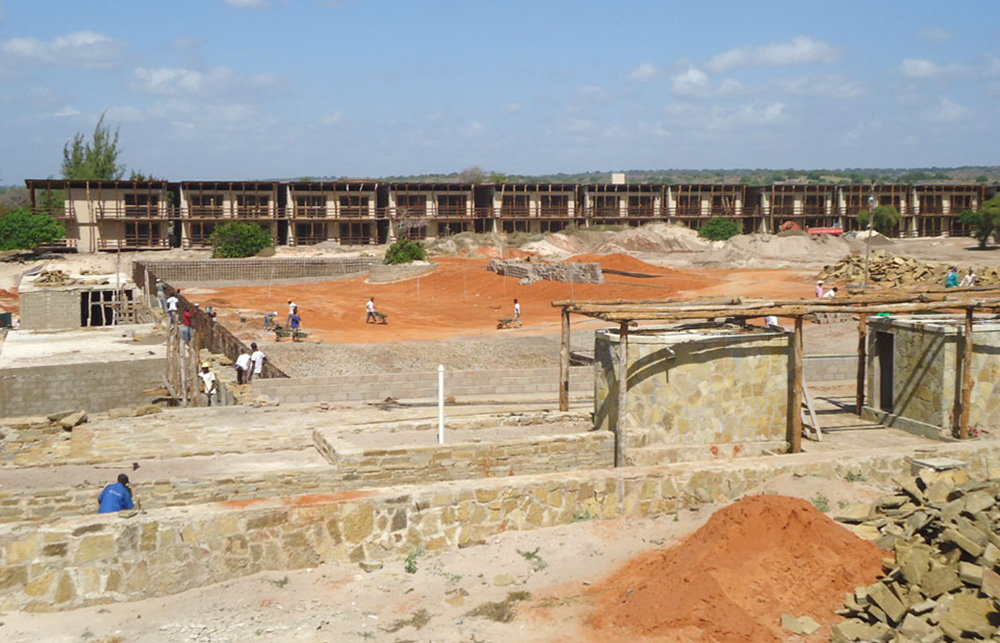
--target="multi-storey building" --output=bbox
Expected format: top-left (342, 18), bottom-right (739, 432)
top-left (23, 179), bottom-right (997, 252)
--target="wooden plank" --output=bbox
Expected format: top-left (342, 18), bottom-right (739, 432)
top-left (856, 313), bottom-right (867, 417)
top-left (959, 308), bottom-right (974, 439)
top-left (801, 378), bottom-right (821, 441)
top-left (790, 316), bottom-right (804, 453)
top-left (616, 321), bottom-right (629, 467)
top-left (559, 308), bottom-right (570, 412)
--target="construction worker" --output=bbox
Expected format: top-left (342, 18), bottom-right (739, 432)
top-left (199, 362), bottom-right (217, 406)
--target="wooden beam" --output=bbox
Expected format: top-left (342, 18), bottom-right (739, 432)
top-left (959, 308), bottom-right (974, 439)
top-left (559, 308), bottom-right (570, 412)
top-left (856, 314), bottom-right (867, 417)
top-left (790, 316), bottom-right (804, 454)
top-left (615, 321), bottom-right (629, 468)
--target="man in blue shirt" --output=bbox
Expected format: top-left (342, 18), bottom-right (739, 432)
top-left (98, 474), bottom-right (135, 513)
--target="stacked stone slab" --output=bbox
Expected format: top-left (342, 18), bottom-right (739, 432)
top-left (487, 259), bottom-right (603, 285)
top-left (830, 469), bottom-right (1000, 641)
top-left (820, 251), bottom-right (1000, 289)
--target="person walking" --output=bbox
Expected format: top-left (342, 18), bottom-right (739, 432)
top-left (98, 473), bottom-right (136, 513)
top-left (946, 266), bottom-right (959, 288)
top-left (180, 308), bottom-right (193, 343)
top-left (234, 351), bottom-right (251, 385)
top-left (960, 269), bottom-right (976, 288)
top-left (166, 290), bottom-right (179, 324)
top-left (156, 279), bottom-right (166, 312)
top-left (286, 300), bottom-right (297, 326)
top-left (199, 362), bottom-right (218, 406)
top-left (366, 297), bottom-right (376, 324)
top-left (263, 310), bottom-right (277, 331)
top-left (513, 299), bottom-right (521, 326)
top-left (249, 342), bottom-right (266, 381)
top-left (289, 309), bottom-right (302, 341)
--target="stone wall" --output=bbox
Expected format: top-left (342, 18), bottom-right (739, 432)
top-left (487, 259), bottom-right (603, 284)
top-left (367, 263), bottom-right (436, 284)
top-left (594, 327), bottom-right (790, 447)
top-left (4, 440), bottom-right (1000, 611)
top-left (804, 354), bottom-right (857, 382)
top-left (19, 289), bottom-right (80, 331)
top-left (252, 366), bottom-right (593, 403)
top-left (0, 358), bottom-right (165, 417)
top-left (864, 317), bottom-right (1000, 436)
top-left (138, 258), bottom-right (378, 283)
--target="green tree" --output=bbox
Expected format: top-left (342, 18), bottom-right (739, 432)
top-left (384, 239), bottom-right (427, 264)
top-left (208, 221), bottom-right (273, 258)
top-left (856, 205), bottom-right (901, 235)
top-left (959, 197), bottom-right (1000, 249)
top-left (697, 217), bottom-right (740, 241)
top-left (62, 111), bottom-right (125, 180)
top-left (0, 207), bottom-right (66, 250)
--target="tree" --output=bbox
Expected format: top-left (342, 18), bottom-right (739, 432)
top-left (384, 239), bottom-right (427, 264)
top-left (697, 217), bottom-right (740, 241)
top-left (208, 221), bottom-right (273, 258)
top-left (62, 111), bottom-right (125, 180)
top-left (0, 208), bottom-right (66, 250)
top-left (458, 166), bottom-right (484, 183)
top-left (856, 205), bottom-right (901, 236)
top-left (959, 197), bottom-right (1000, 249)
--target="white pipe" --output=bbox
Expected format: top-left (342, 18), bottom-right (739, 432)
top-left (437, 364), bottom-right (445, 444)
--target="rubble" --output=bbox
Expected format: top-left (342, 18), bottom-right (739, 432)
top-left (819, 251), bottom-right (1000, 289)
top-left (831, 469), bottom-right (1000, 641)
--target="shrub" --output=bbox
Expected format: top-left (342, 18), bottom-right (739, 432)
top-left (208, 221), bottom-right (273, 258)
top-left (697, 217), bottom-right (740, 241)
top-left (856, 205), bottom-right (901, 236)
top-left (0, 207), bottom-right (66, 250)
top-left (385, 239), bottom-right (427, 264)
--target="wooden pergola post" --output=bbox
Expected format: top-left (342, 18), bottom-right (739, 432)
top-left (559, 308), bottom-right (570, 412)
top-left (790, 316), bottom-right (803, 454)
top-left (615, 321), bottom-right (629, 467)
top-left (856, 313), bottom-right (868, 416)
top-left (959, 307), bottom-right (974, 439)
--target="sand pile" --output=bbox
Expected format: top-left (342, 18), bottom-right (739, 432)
top-left (587, 495), bottom-right (885, 643)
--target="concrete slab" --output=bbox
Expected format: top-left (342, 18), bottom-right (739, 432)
top-left (0, 324), bottom-right (165, 367)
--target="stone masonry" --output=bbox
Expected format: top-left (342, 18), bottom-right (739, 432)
top-left (487, 259), bottom-right (603, 284)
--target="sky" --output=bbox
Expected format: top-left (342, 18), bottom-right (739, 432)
top-left (0, 0), bottom-right (998, 184)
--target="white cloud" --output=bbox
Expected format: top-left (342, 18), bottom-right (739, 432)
top-left (224, 0), bottom-right (270, 8)
top-left (3, 31), bottom-right (127, 68)
top-left (576, 85), bottom-right (607, 101)
top-left (773, 74), bottom-right (864, 98)
top-left (665, 101), bottom-right (787, 131)
top-left (627, 63), bottom-right (659, 82)
top-left (706, 37), bottom-right (840, 72)
top-left (105, 105), bottom-right (144, 122)
top-left (318, 111), bottom-right (344, 126)
top-left (502, 102), bottom-right (522, 114)
top-left (671, 67), bottom-right (711, 97)
top-left (52, 106), bottom-right (81, 118)
top-left (917, 28), bottom-right (954, 44)
top-left (131, 66), bottom-right (281, 98)
top-left (925, 98), bottom-right (969, 123)
top-left (171, 37), bottom-right (202, 51)
top-left (983, 54), bottom-right (1000, 77)
top-left (900, 58), bottom-right (946, 78)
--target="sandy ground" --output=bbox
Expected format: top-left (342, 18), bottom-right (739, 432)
top-left (0, 475), bottom-right (889, 643)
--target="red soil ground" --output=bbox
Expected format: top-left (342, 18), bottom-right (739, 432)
top-left (190, 257), bottom-right (817, 344)
top-left (582, 495), bottom-right (885, 643)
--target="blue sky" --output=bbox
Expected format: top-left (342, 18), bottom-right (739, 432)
top-left (1, 0), bottom-right (998, 183)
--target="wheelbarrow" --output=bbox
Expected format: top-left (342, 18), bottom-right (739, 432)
top-left (273, 324), bottom-right (308, 342)
top-left (497, 317), bottom-right (521, 330)
top-left (371, 311), bottom-right (388, 324)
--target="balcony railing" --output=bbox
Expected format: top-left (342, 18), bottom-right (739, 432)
top-left (435, 205), bottom-right (468, 218)
top-left (98, 237), bottom-right (170, 250)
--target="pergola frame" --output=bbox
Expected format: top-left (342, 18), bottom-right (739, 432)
top-left (553, 289), bottom-right (1000, 466)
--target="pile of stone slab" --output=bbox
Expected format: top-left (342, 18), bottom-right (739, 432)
top-left (819, 251), bottom-right (1000, 289)
top-left (829, 465), bottom-right (1000, 641)
top-left (487, 259), bottom-right (603, 285)
top-left (31, 270), bottom-right (110, 287)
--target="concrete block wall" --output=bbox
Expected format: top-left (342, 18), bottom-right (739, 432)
top-left (0, 358), bottom-right (165, 417)
top-left (803, 354), bottom-right (857, 382)
top-left (368, 263), bottom-right (436, 284)
top-left (19, 290), bottom-right (80, 330)
top-left (252, 366), bottom-right (593, 404)
top-left (3, 440), bottom-right (1000, 611)
top-left (140, 258), bottom-right (378, 283)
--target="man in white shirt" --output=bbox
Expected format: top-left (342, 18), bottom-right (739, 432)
top-left (249, 342), bottom-right (265, 382)
top-left (366, 297), bottom-right (376, 324)
top-left (287, 300), bottom-right (297, 327)
top-left (764, 315), bottom-right (780, 329)
top-left (822, 287), bottom-right (838, 298)
top-left (960, 269), bottom-right (976, 288)
top-left (513, 299), bottom-right (521, 326)
top-left (199, 362), bottom-right (217, 406)
top-left (234, 351), bottom-right (252, 385)
top-left (166, 291), bottom-right (179, 324)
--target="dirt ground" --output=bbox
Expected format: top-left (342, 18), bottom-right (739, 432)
top-left (0, 476), bottom-right (889, 643)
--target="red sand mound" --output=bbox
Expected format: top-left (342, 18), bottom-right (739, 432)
top-left (586, 495), bottom-right (885, 643)
top-left (567, 253), bottom-right (673, 275)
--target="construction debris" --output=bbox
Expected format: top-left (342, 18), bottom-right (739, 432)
top-left (820, 251), bottom-right (1000, 289)
top-left (831, 469), bottom-right (1000, 641)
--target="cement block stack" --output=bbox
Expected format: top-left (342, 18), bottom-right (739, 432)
top-left (819, 251), bottom-right (1000, 289)
top-left (830, 469), bottom-right (1000, 641)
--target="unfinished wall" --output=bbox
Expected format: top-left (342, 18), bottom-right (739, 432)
top-left (3, 440), bottom-right (999, 612)
top-left (594, 328), bottom-right (790, 447)
top-left (18, 290), bottom-right (80, 331)
top-left (368, 263), bottom-right (437, 284)
top-left (0, 358), bottom-right (164, 417)
top-left (139, 258), bottom-right (378, 283)
top-left (252, 366), bottom-right (593, 403)
top-left (487, 259), bottom-right (603, 284)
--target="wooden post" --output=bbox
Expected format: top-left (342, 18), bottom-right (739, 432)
top-left (790, 316), bottom-right (804, 454)
top-left (856, 313), bottom-right (867, 416)
top-left (559, 308), bottom-right (570, 411)
top-left (959, 308), bottom-right (974, 439)
top-left (615, 321), bottom-right (629, 467)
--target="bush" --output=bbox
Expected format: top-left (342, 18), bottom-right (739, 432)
top-left (208, 221), bottom-right (273, 258)
top-left (385, 239), bottom-right (427, 264)
top-left (855, 205), bottom-right (901, 236)
top-left (0, 208), bottom-right (66, 250)
top-left (697, 217), bottom-right (740, 241)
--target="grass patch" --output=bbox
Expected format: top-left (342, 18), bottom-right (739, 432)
top-left (467, 591), bottom-right (532, 623)
top-left (265, 575), bottom-right (289, 588)
top-left (382, 608), bottom-right (431, 633)
top-left (518, 547), bottom-right (548, 572)
top-left (810, 493), bottom-right (831, 513)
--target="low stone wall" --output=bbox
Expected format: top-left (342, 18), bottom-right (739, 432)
top-left (0, 358), bottom-right (164, 418)
top-left (138, 258), bottom-right (378, 283)
top-left (314, 431), bottom-right (613, 485)
top-left (487, 259), bottom-right (603, 284)
top-left (4, 440), bottom-right (1000, 611)
top-left (253, 366), bottom-right (593, 404)
top-left (804, 354), bottom-right (857, 383)
top-left (367, 263), bottom-right (436, 284)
